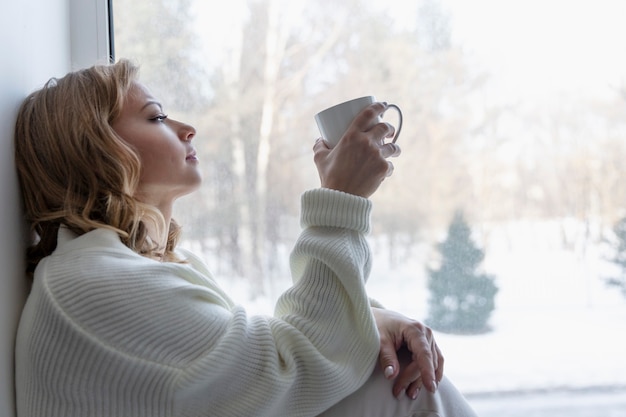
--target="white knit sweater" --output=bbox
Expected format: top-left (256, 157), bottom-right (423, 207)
top-left (15, 188), bottom-right (380, 417)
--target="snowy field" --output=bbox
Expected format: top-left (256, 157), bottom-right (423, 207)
top-left (181, 219), bottom-right (626, 414)
top-left (366, 221), bottom-right (626, 396)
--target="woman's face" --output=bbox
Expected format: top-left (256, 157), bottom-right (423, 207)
top-left (111, 82), bottom-right (201, 209)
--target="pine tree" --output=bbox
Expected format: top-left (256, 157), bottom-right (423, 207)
top-left (426, 211), bottom-right (498, 334)
top-left (606, 216), bottom-right (626, 297)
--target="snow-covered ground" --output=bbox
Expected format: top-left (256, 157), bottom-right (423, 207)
top-left (469, 389), bottom-right (626, 417)
top-left (365, 220), bottom-right (626, 396)
top-left (181, 219), bottom-right (626, 413)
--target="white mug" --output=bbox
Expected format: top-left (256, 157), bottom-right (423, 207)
top-left (314, 96), bottom-right (403, 147)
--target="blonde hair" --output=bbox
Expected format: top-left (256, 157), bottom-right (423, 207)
top-left (15, 59), bottom-right (182, 275)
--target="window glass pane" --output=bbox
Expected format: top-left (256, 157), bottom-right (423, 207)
top-left (113, 0), bottom-right (626, 414)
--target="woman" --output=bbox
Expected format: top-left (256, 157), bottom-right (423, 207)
top-left (14, 60), bottom-right (477, 417)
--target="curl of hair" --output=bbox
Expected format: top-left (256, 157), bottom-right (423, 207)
top-left (14, 59), bottom-right (183, 277)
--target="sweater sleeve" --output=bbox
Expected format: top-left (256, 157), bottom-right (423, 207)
top-left (180, 188), bottom-right (380, 416)
top-left (16, 188), bottom-right (380, 417)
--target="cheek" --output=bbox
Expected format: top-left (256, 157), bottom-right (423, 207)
top-left (137, 146), bottom-right (180, 181)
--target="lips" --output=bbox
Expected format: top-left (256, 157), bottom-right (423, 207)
top-left (186, 149), bottom-right (198, 161)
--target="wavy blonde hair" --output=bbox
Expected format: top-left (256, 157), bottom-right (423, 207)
top-left (15, 59), bottom-right (182, 275)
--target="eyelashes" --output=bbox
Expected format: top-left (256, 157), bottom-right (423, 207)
top-left (150, 114), bottom-right (169, 122)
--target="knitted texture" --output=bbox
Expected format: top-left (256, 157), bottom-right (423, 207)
top-left (15, 188), bottom-right (379, 417)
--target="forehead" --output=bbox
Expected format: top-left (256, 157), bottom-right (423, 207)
top-left (124, 82), bottom-right (158, 109)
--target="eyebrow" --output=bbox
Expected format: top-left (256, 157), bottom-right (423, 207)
top-left (141, 100), bottom-right (163, 111)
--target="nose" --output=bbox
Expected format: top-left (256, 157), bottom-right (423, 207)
top-left (171, 118), bottom-right (196, 142)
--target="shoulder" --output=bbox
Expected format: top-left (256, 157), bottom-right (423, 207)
top-left (40, 227), bottom-right (158, 282)
top-left (24, 229), bottom-right (235, 368)
top-left (36, 228), bottom-right (220, 300)
top-left (176, 246), bottom-right (214, 278)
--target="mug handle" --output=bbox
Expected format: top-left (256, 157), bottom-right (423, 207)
top-left (383, 104), bottom-right (403, 143)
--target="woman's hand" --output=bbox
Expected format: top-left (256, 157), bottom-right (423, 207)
top-left (313, 102), bottom-right (401, 198)
top-left (371, 307), bottom-right (444, 399)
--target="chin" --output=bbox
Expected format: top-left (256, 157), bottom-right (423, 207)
top-left (186, 178), bottom-right (203, 195)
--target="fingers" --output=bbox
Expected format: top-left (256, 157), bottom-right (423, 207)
top-left (385, 161), bottom-right (394, 177)
top-left (400, 324), bottom-right (439, 394)
top-left (351, 102), bottom-right (401, 148)
top-left (434, 343), bottom-right (445, 383)
top-left (372, 308), bottom-right (443, 401)
top-left (312, 102), bottom-right (401, 197)
top-left (351, 102), bottom-right (388, 132)
top-left (407, 375), bottom-right (423, 399)
top-left (313, 137), bottom-right (330, 153)
top-left (379, 338), bottom-right (400, 381)
top-left (380, 142), bottom-right (401, 159)
top-left (312, 137), bottom-right (331, 166)
top-left (411, 337), bottom-right (438, 393)
top-left (378, 135), bottom-right (400, 178)
top-left (393, 358), bottom-right (422, 398)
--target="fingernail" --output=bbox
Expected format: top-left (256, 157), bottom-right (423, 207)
top-left (384, 365), bottom-right (394, 379)
top-left (411, 391), bottom-right (418, 400)
top-left (431, 379), bottom-right (438, 392)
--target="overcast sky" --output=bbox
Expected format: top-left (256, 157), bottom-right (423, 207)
top-left (192, 0), bottom-right (626, 102)
top-left (440, 0), bottom-right (626, 100)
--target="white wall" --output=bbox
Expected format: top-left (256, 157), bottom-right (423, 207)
top-left (0, 0), bottom-right (108, 415)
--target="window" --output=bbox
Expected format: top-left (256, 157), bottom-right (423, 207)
top-left (112, 0), bottom-right (626, 414)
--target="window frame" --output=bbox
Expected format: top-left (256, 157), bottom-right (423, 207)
top-left (70, 0), bottom-right (114, 68)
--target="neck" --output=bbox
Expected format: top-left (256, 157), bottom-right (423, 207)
top-left (144, 205), bottom-right (172, 257)
top-left (134, 190), bottom-right (175, 258)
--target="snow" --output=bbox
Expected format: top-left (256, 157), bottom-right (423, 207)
top-left (366, 220), bottom-right (626, 396)
top-left (468, 389), bottom-right (626, 417)
top-left (182, 219), bottom-right (626, 399)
